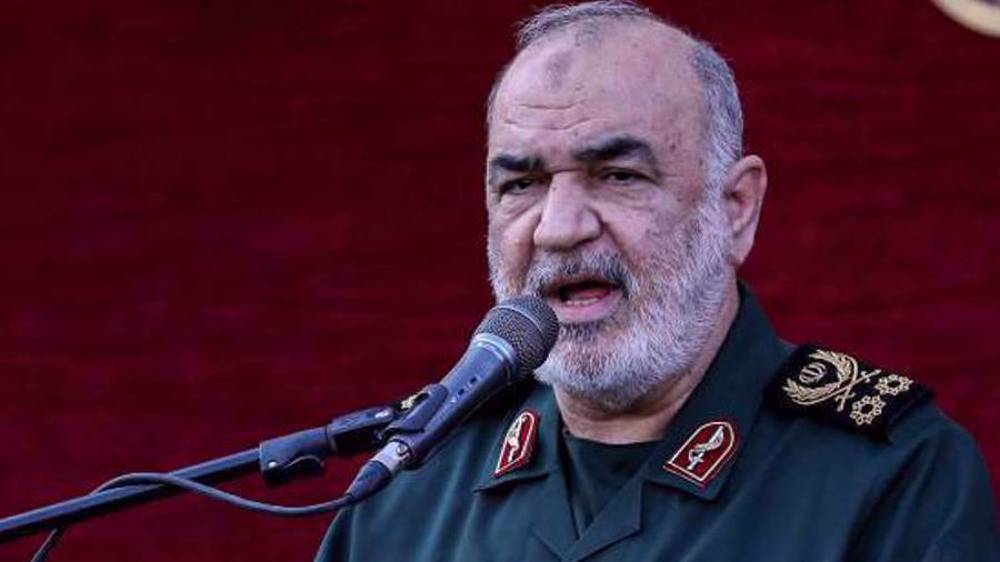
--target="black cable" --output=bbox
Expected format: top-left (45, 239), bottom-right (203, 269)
top-left (30, 472), bottom-right (356, 562)
top-left (97, 473), bottom-right (356, 515)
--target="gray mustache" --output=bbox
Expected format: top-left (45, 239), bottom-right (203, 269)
top-left (524, 253), bottom-right (636, 299)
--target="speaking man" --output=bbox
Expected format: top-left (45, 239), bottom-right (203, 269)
top-left (316, 2), bottom-right (1000, 560)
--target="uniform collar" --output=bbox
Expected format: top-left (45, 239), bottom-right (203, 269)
top-left (474, 283), bottom-right (790, 501)
top-left (473, 381), bottom-right (562, 492)
top-left (642, 283), bottom-right (790, 500)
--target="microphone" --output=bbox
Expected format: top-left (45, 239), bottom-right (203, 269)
top-left (345, 295), bottom-right (558, 502)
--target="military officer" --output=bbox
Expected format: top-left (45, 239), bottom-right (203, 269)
top-left (316, 1), bottom-right (1000, 560)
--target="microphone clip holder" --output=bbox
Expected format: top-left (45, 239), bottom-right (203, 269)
top-left (259, 404), bottom-right (405, 485)
top-left (380, 385), bottom-right (447, 437)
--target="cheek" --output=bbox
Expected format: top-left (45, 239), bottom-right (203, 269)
top-left (487, 207), bottom-right (540, 286)
top-left (598, 195), bottom-right (685, 262)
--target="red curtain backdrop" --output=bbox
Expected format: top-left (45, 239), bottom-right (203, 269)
top-left (2, 0), bottom-right (998, 559)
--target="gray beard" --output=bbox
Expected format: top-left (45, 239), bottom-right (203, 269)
top-left (488, 194), bottom-right (733, 413)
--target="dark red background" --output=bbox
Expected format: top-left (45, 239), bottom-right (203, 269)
top-left (2, 0), bottom-right (998, 559)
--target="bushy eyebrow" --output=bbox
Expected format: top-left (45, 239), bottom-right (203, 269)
top-left (487, 134), bottom-right (660, 186)
top-left (487, 154), bottom-right (546, 186)
top-left (573, 135), bottom-right (659, 169)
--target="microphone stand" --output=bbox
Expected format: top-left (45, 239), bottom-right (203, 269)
top-left (0, 404), bottom-right (403, 543)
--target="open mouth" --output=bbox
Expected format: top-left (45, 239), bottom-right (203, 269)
top-left (543, 276), bottom-right (624, 322)
top-left (556, 278), bottom-right (618, 305)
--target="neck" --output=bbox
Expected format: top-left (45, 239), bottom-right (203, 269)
top-left (556, 281), bottom-right (740, 444)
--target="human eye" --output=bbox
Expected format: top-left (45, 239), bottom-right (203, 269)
top-left (499, 176), bottom-right (541, 196)
top-left (599, 168), bottom-right (646, 185)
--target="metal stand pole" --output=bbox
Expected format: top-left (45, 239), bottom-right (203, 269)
top-left (0, 404), bottom-right (399, 543)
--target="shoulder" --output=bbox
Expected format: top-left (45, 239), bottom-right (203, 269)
top-left (888, 396), bottom-right (988, 476)
top-left (766, 344), bottom-right (934, 443)
top-left (758, 343), bottom-right (995, 491)
top-left (760, 344), bottom-right (994, 499)
top-left (749, 346), bottom-right (997, 545)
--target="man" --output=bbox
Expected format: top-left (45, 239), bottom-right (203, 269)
top-left (317, 2), bottom-right (999, 560)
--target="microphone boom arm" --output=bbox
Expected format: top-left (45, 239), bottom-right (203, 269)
top-left (0, 404), bottom-right (403, 544)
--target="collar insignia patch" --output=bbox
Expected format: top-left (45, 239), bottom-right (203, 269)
top-left (768, 345), bottom-right (932, 440)
top-left (663, 420), bottom-right (738, 487)
top-left (493, 410), bottom-right (540, 478)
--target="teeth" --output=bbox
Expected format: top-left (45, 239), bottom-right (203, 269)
top-left (565, 296), bottom-right (600, 307)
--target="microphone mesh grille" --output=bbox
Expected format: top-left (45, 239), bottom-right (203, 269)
top-left (474, 295), bottom-right (559, 375)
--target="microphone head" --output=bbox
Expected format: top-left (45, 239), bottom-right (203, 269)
top-left (474, 295), bottom-right (559, 376)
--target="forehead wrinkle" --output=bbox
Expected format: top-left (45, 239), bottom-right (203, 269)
top-left (514, 101), bottom-right (579, 110)
top-left (498, 115), bottom-right (596, 132)
top-left (492, 89), bottom-right (585, 131)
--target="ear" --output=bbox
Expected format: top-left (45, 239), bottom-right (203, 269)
top-left (722, 155), bottom-right (768, 268)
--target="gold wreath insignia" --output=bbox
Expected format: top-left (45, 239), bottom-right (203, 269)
top-left (782, 349), bottom-right (921, 429)
top-left (932, 0), bottom-right (1000, 38)
top-left (782, 350), bottom-right (878, 412)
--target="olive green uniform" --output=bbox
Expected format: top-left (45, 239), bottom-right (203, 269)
top-left (316, 289), bottom-right (1000, 561)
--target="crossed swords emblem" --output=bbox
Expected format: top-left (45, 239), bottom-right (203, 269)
top-left (786, 352), bottom-right (883, 413)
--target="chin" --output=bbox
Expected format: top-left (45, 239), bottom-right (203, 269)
top-left (535, 333), bottom-right (692, 414)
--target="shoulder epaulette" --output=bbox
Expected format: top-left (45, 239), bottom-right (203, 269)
top-left (767, 345), bottom-right (932, 440)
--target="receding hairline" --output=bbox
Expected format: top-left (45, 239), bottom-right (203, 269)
top-left (487, 16), bottom-right (700, 126)
top-left (521, 11), bottom-right (686, 49)
top-left (514, 0), bottom-right (671, 49)
top-left (486, 2), bottom-right (746, 194)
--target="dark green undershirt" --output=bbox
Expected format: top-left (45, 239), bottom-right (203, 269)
top-left (560, 429), bottom-right (658, 538)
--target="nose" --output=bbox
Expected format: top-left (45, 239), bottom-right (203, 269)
top-left (533, 173), bottom-right (601, 251)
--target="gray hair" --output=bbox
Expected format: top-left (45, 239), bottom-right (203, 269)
top-left (487, 0), bottom-right (744, 192)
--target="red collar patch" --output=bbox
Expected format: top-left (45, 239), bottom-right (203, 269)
top-left (663, 420), bottom-right (738, 487)
top-left (493, 410), bottom-right (540, 478)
